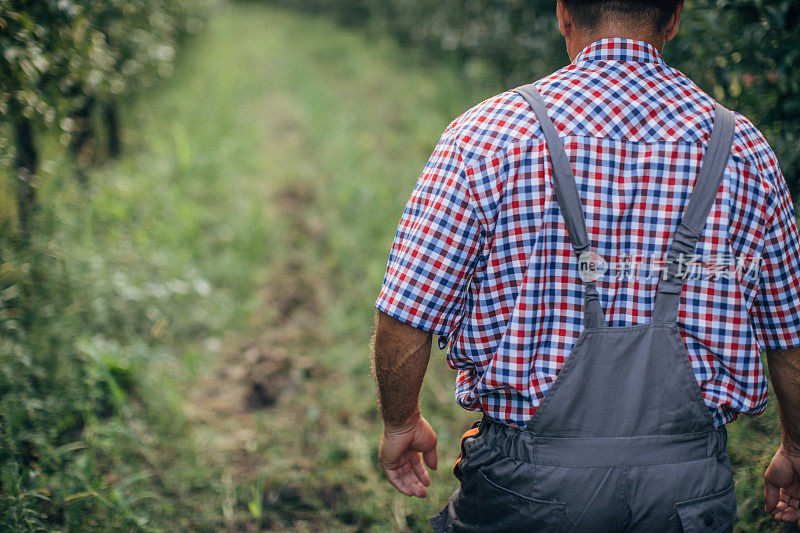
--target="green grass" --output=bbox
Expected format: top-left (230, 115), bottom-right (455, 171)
top-left (0, 2), bottom-right (791, 531)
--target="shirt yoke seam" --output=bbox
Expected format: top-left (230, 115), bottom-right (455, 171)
top-left (455, 132), bottom-right (741, 178)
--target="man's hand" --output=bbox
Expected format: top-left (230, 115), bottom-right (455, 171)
top-left (379, 414), bottom-right (438, 498)
top-left (765, 444), bottom-right (800, 526)
top-left (371, 311), bottom-right (437, 497)
top-left (765, 347), bottom-right (800, 525)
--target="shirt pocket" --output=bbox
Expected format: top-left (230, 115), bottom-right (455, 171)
top-left (674, 481), bottom-right (736, 533)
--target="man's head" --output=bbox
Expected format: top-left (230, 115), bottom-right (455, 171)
top-left (556, 0), bottom-right (684, 61)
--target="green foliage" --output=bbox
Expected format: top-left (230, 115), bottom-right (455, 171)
top-left (0, 0), bottom-right (209, 129)
top-left (266, 0), bottom-right (567, 83)
top-left (0, 1), bottom-right (222, 530)
top-left (1, 5), bottom-right (486, 529)
top-left (268, 0), bottom-right (800, 198)
top-left (0, 0), bottom-right (215, 235)
top-left (0, 2), bottom-right (794, 530)
top-left (0, 199), bottom-right (223, 528)
top-left (666, 0), bottom-right (800, 195)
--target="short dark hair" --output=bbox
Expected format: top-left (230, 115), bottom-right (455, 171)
top-left (561, 0), bottom-right (681, 32)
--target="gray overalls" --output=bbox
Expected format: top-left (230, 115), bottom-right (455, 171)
top-left (431, 85), bottom-right (737, 532)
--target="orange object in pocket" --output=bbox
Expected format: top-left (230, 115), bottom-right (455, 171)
top-left (452, 424), bottom-right (481, 475)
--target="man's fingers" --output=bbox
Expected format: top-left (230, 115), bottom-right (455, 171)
top-left (379, 417), bottom-right (438, 498)
top-left (779, 491), bottom-right (800, 506)
top-left (784, 485), bottom-right (800, 500)
top-left (779, 507), bottom-right (800, 523)
top-left (396, 467), bottom-right (427, 498)
top-left (384, 469), bottom-right (409, 496)
top-left (772, 494), bottom-right (800, 523)
top-left (409, 455), bottom-right (431, 486)
top-left (386, 464), bottom-right (419, 497)
top-left (424, 447), bottom-right (438, 471)
top-left (765, 450), bottom-right (800, 516)
top-left (383, 454), bottom-right (429, 498)
top-left (766, 482), bottom-right (780, 512)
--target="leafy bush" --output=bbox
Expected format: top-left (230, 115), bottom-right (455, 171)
top-left (666, 0), bottom-right (800, 196)
top-left (0, 226), bottom-right (219, 529)
top-left (0, 0), bottom-right (212, 237)
top-left (0, 1), bottom-right (217, 529)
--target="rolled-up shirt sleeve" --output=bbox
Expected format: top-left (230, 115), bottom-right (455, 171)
top-left (375, 128), bottom-right (483, 337)
top-left (750, 163), bottom-right (800, 350)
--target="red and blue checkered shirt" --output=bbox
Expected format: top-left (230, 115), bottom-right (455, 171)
top-left (376, 38), bottom-right (800, 429)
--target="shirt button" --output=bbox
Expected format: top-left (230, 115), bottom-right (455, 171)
top-left (704, 511), bottom-right (714, 527)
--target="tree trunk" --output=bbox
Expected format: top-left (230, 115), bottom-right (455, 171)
top-left (68, 96), bottom-right (95, 184)
top-left (12, 108), bottom-right (38, 241)
top-left (103, 99), bottom-right (121, 159)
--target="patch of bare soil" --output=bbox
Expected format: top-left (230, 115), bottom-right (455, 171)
top-left (184, 181), bottom-right (335, 530)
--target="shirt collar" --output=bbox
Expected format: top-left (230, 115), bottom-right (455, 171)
top-left (572, 37), bottom-right (665, 66)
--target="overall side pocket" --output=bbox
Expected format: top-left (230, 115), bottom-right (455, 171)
top-left (674, 481), bottom-right (736, 533)
top-left (475, 467), bottom-right (567, 533)
top-left (431, 421), bottom-right (485, 532)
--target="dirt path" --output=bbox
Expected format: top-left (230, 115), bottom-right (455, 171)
top-left (184, 180), bottom-right (334, 530)
top-left (162, 5), bottom-right (479, 531)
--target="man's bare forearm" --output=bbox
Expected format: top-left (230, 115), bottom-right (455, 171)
top-left (371, 310), bottom-right (433, 428)
top-left (766, 347), bottom-right (800, 453)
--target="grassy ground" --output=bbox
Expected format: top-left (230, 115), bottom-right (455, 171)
top-left (0, 2), bottom-right (792, 531)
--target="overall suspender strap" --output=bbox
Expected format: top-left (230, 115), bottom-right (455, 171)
top-left (514, 84), bottom-right (607, 329)
top-left (653, 102), bottom-right (736, 323)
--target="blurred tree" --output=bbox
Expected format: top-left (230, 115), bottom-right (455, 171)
top-left (667, 0), bottom-right (800, 196)
top-left (268, 0), bottom-right (799, 198)
top-left (0, 1), bottom-right (69, 237)
top-left (0, 0), bottom-right (210, 236)
top-left (0, 0), bottom-right (214, 528)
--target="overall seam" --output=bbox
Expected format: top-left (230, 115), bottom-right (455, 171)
top-left (667, 322), bottom-right (717, 429)
top-left (524, 328), bottom-right (592, 434)
top-left (617, 467), bottom-right (631, 532)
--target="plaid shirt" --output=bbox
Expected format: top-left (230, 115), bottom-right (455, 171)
top-left (376, 38), bottom-right (800, 429)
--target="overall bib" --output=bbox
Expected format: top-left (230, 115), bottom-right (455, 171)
top-left (430, 85), bottom-right (737, 533)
